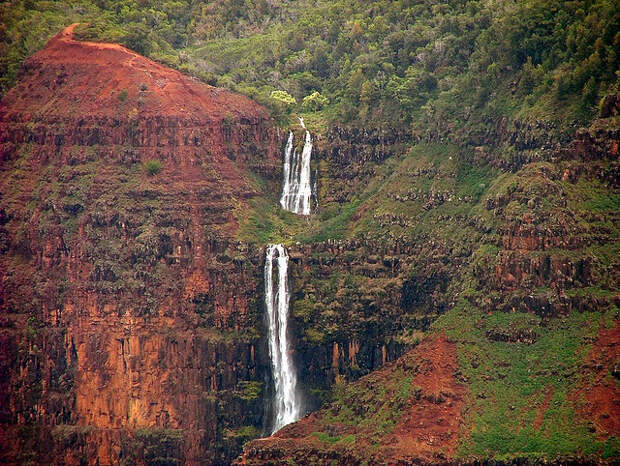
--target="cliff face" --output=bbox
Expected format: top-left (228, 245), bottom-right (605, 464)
top-left (2, 22), bottom-right (619, 466)
top-left (0, 25), bottom-right (278, 465)
top-left (237, 104), bottom-right (620, 463)
top-left (284, 237), bottom-right (461, 411)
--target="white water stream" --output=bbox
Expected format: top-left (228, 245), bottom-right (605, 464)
top-left (264, 244), bottom-right (301, 433)
top-left (279, 118), bottom-right (313, 215)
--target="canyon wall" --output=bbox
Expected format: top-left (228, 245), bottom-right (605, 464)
top-left (0, 26), bottom-right (442, 464)
top-left (0, 25), bottom-right (278, 465)
top-left (1, 24), bottom-right (618, 466)
top-left (238, 106), bottom-right (620, 465)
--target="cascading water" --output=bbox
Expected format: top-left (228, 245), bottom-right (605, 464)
top-left (279, 117), bottom-right (313, 215)
top-left (264, 244), bottom-right (301, 433)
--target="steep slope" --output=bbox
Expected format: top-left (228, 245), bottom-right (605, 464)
top-left (0, 25), bottom-right (279, 465)
top-left (1, 23), bottom-right (275, 167)
top-left (238, 335), bottom-right (467, 465)
top-left (240, 313), bottom-right (619, 465)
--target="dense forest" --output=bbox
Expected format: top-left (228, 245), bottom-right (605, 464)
top-left (2, 0), bottom-right (619, 130)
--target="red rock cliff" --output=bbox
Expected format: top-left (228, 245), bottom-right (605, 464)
top-left (0, 25), bottom-right (279, 465)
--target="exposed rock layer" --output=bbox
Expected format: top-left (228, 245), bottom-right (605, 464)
top-left (237, 335), bottom-right (467, 465)
top-left (0, 25), bottom-right (278, 465)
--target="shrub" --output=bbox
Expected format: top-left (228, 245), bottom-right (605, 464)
top-left (267, 90), bottom-right (297, 125)
top-left (238, 381), bottom-right (262, 401)
top-left (270, 90), bottom-right (296, 107)
top-left (118, 89), bottom-right (128, 102)
top-left (144, 159), bottom-right (162, 176)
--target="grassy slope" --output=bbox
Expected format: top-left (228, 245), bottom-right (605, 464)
top-left (284, 303), bottom-right (620, 462)
top-left (435, 302), bottom-right (619, 460)
top-left (346, 131), bottom-right (620, 458)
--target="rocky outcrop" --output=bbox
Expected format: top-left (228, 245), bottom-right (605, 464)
top-left (317, 126), bottom-right (412, 166)
top-left (469, 111), bottom-right (620, 172)
top-left (237, 335), bottom-right (468, 465)
top-left (283, 238), bottom-right (465, 411)
top-left (572, 321), bottom-right (620, 438)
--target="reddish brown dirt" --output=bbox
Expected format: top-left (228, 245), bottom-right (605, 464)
top-left (386, 335), bottom-right (467, 462)
top-left (238, 335), bottom-right (468, 465)
top-left (533, 386), bottom-right (555, 430)
top-left (574, 321), bottom-right (620, 438)
top-left (5, 24), bottom-right (267, 121)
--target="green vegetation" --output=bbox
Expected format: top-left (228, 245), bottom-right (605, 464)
top-left (236, 196), bottom-right (308, 244)
top-left (121, 428), bottom-right (184, 466)
top-left (237, 380), bottom-right (263, 401)
top-left (223, 425), bottom-right (261, 440)
top-left (270, 90), bottom-right (296, 107)
top-left (321, 371), bottom-right (414, 442)
top-left (2, 1), bottom-right (618, 130)
top-left (302, 91), bottom-right (329, 112)
top-left (312, 431), bottom-right (356, 446)
top-left (270, 90), bottom-right (297, 124)
top-left (51, 425), bottom-right (93, 448)
top-left (144, 159), bottom-right (162, 176)
top-left (434, 301), bottom-right (620, 459)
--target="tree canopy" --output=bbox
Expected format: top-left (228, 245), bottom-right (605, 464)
top-left (1, 0), bottom-right (618, 130)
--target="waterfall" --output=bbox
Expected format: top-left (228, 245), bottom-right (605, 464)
top-left (279, 118), bottom-right (313, 215)
top-left (264, 244), bottom-right (301, 433)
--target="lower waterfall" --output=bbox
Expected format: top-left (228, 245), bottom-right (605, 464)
top-left (264, 244), bottom-right (302, 433)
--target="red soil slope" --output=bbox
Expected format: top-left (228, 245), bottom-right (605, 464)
top-left (238, 335), bottom-right (468, 465)
top-left (0, 23), bottom-right (279, 188)
top-left (574, 321), bottom-right (620, 438)
top-left (4, 24), bottom-right (266, 120)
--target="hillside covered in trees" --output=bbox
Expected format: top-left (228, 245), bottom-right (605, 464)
top-left (2, 0), bottom-right (619, 128)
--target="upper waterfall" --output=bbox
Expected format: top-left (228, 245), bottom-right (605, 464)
top-left (264, 244), bottom-right (302, 433)
top-left (279, 118), bottom-right (313, 215)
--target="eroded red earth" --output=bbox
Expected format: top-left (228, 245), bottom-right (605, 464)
top-left (6, 24), bottom-right (267, 121)
top-left (574, 321), bottom-right (620, 438)
top-left (238, 335), bottom-right (468, 465)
